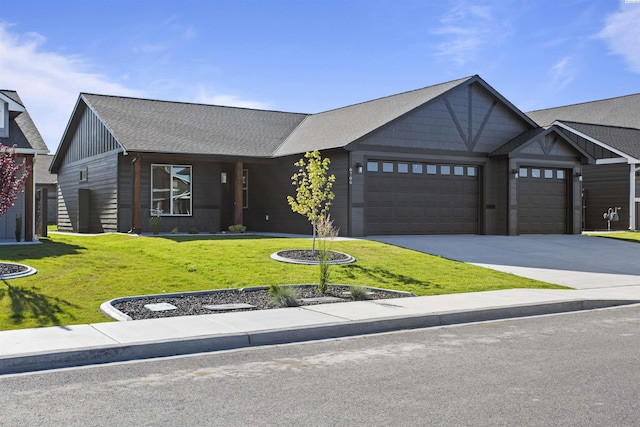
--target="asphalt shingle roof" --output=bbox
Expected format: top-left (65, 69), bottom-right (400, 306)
top-left (0, 90), bottom-right (48, 152)
top-left (559, 121), bottom-right (640, 160)
top-left (81, 94), bottom-right (309, 157)
top-left (274, 76), bottom-right (474, 157)
top-left (34, 154), bottom-right (57, 184)
top-left (527, 94), bottom-right (640, 129)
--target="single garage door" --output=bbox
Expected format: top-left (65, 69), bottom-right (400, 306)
top-left (518, 166), bottom-right (568, 234)
top-left (365, 161), bottom-right (479, 235)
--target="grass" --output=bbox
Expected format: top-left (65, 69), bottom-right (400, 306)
top-left (586, 231), bottom-right (640, 244)
top-left (0, 233), bottom-right (567, 331)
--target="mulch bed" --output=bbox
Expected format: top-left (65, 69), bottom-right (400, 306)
top-left (111, 285), bottom-right (411, 320)
top-left (276, 249), bottom-right (350, 262)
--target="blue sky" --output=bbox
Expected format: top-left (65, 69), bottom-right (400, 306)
top-left (1, 0), bottom-right (639, 152)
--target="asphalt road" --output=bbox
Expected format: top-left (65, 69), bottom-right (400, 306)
top-left (2, 306), bottom-right (640, 426)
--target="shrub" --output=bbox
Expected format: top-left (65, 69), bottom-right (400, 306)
top-left (316, 215), bottom-right (339, 293)
top-left (188, 228), bottom-right (200, 234)
top-left (228, 224), bottom-right (246, 233)
top-left (349, 285), bottom-right (370, 301)
top-left (269, 284), bottom-right (299, 307)
top-left (171, 227), bottom-right (179, 234)
top-left (149, 216), bottom-right (161, 234)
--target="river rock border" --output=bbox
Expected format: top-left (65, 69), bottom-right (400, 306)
top-left (0, 262), bottom-right (38, 280)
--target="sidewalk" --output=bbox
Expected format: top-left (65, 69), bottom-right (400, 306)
top-left (2, 286), bottom-right (640, 375)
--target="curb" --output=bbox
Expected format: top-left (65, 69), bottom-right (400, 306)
top-left (2, 298), bottom-right (638, 375)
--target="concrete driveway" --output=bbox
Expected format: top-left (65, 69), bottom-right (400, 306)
top-left (368, 234), bottom-right (640, 289)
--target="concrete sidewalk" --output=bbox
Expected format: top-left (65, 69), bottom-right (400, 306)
top-left (2, 286), bottom-right (640, 375)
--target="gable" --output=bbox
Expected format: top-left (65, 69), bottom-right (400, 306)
top-left (356, 81), bottom-right (532, 154)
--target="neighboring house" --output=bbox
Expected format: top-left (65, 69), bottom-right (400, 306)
top-left (0, 90), bottom-right (49, 241)
top-left (34, 154), bottom-right (58, 224)
top-left (50, 75), bottom-right (592, 236)
top-left (528, 94), bottom-right (640, 231)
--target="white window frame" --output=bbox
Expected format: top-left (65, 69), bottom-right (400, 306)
top-left (150, 164), bottom-right (192, 216)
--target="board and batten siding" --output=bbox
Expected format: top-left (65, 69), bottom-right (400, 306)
top-left (582, 163), bottom-right (629, 231)
top-left (57, 105), bottom-right (122, 232)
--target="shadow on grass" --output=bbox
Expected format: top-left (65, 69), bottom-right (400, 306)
top-left (0, 238), bottom-right (85, 262)
top-left (156, 234), bottom-right (278, 243)
top-left (342, 264), bottom-right (440, 291)
top-left (0, 280), bottom-right (79, 326)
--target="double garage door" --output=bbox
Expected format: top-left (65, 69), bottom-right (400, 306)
top-left (365, 161), bottom-right (569, 235)
top-left (365, 161), bottom-right (478, 235)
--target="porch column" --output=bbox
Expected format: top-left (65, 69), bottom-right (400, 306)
top-left (234, 159), bottom-right (243, 226)
top-left (132, 155), bottom-right (142, 233)
top-left (25, 155), bottom-right (34, 242)
top-left (631, 164), bottom-right (638, 231)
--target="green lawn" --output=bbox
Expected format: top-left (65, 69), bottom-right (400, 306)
top-left (585, 231), bottom-right (640, 244)
top-left (0, 233), bottom-right (567, 331)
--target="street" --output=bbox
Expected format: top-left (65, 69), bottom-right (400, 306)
top-left (2, 306), bottom-right (640, 426)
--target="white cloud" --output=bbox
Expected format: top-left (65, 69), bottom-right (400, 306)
top-left (0, 23), bottom-right (144, 152)
top-left (432, 2), bottom-right (509, 66)
top-left (598, 5), bottom-right (640, 73)
top-left (549, 56), bottom-right (576, 89)
top-left (194, 87), bottom-right (270, 110)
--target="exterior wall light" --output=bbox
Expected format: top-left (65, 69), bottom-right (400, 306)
top-left (221, 172), bottom-right (227, 184)
top-left (576, 172), bottom-right (583, 182)
top-left (355, 163), bottom-right (363, 174)
top-left (512, 169), bottom-right (519, 179)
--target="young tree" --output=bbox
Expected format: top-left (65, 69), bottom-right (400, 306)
top-left (1, 144), bottom-right (31, 218)
top-left (287, 150), bottom-right (336, 251)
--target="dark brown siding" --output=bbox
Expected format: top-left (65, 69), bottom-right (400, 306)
top-left (57, 150), bottom-right (119, 232)
top-left (244, 150), bottom-right (349, 235)
top-left (582, 163), bottom-right (629, 231)
top-left (119, 155), bottom-right (224, 233)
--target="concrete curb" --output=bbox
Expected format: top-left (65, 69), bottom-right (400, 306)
top-left (2, 298), bottom-right (638, 375)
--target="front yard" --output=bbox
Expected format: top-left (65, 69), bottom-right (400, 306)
top-left (0, 232), bottom-right (566, 330)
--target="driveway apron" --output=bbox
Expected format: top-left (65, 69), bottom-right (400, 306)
top-left (367, 234), bottom-right (640, 289)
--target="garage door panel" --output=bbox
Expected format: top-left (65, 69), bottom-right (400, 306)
top-left (518, 167), bottom-right (567, 234)
top-left (365, 161), bottom-right (479, 235)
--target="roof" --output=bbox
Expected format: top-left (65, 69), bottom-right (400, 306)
top-left (55, 75), bottom-right (539, 163)
top-left (556, 121), bottom-right (640, 161)
top-left (527, 93), bottom-right (640, 129)
top-left (0, 90), bottom-right (48, 152)
top-left (274, 76), bottom-right (475, 157)
top-left (34, 154), bottom-right (57, 185)
top-left (80, 94), bottom-right (308, 157)
top-left (490, 128), bottom-right (546, 156)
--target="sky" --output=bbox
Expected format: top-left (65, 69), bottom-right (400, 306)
top-left (1, 0), bottom-right (639, 153)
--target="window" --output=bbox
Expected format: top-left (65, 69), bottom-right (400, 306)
top-left (467, 166), bottom-right (476, 177)
top-left (531, 168), bottom-right (541, 178)
top-left (544, 169), bottom-right (553, 179)
top-left (440, 165), bottom-right (451, 175)
top-left (398, 163), bottom-right (408, 173)
top-left (454, 166), bottom-right (464, 176)
top-left (151, 164), bottom-right (192, 216)
top-left (519, 167), bottom-right (528, 178)
top-left (412, 164), bottom-right (423, 174)
top-left (242, 169), bottom-right (249, 209)
top-left (426, 165), bottom-right (437, 175)
top-left (557, 170), bottom-right (565, 179)
top-left (382, 162), bottom-right (394, 173)
top-left (79, 168), bottom-right (88, 182)
top-left (367, 161), bottom-right (378, 172)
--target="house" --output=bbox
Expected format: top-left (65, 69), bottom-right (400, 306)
top-left (527, 94), bottom-right (640, 231)
top-left (50, 75), bottom-right (592, 236)
top-left (0, 90), bottom-right (49, 242)
top-left (34, 154), bottom-right (58, 225)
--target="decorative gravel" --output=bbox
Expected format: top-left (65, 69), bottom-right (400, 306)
top-left (276, 249), bottom-right (350, 262)
top-left (111, 285), bottom-right (411, 320)
top-left (0, 262), bottom-right (28, 276)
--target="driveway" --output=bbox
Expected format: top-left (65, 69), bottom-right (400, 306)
top-left (368, 234), bottom-right (640, 289)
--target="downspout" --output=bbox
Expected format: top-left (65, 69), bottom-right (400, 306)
top-left (130, 154), bottom-right (140, 233)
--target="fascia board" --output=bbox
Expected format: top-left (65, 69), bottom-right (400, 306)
top-left (553, 120), bottom-right (639, 163)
